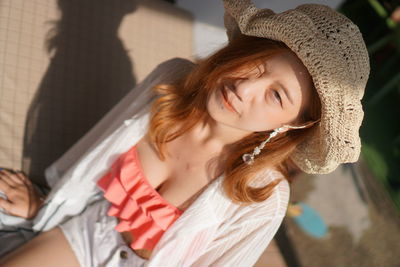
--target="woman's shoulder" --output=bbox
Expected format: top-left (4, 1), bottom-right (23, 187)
top-left (138, 57), bottom-right (196, 89)
top-left (211, 169), bottom-right (290, 222)
top-left (248, 168), bottom-right (290, 219)
top-left (158, 57), bottom-right (196, 67)
top-left (152, 57), bottom-right (196, 77)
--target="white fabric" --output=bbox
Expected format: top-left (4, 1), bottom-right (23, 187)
top-left (58, 198), bottom-right (148, 267)
top-left (30, 57), bottom-right (290, 266)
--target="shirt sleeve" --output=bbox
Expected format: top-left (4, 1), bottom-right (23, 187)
top-left (145, 217), bottom-right (285, 267)
top-left (146, 176), bottom-right (290, 267)
top-left (190, 215), bottom-right (286, 267)
top-left (32, 58), bottom-right (196, 232)
top-left (190, 177), bottom-right (290, 267)
top-left (43, 57), bottom-right (195, 188)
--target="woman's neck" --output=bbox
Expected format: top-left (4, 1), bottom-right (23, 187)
top-left (187, 115), bottom-right (250, 151)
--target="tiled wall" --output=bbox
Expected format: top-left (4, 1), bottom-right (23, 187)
top-left (0, 0), bottom-right (193, 186)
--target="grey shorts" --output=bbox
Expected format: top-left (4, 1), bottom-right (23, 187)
top-left (58, 197), bottom-right (148, 267)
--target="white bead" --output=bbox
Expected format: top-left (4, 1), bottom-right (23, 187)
top-left (242, 153), bottom-right (254, 164)
top-left (124, 119), bottom-right (132, 126)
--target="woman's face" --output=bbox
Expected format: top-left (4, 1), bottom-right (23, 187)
top-left (206, 50), bottom-right (314, 133)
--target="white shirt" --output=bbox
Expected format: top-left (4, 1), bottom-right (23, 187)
top-left (31, 58), bottom-right (290, 266)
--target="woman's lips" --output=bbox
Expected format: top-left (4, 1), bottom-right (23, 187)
top-left (220, 85), bottom-right (238, 113)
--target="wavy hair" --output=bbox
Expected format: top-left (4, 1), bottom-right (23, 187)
top-left (147, 34), bottom-right (321, 205)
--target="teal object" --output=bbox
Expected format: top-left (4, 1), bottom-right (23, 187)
top-left (292, 202), bottom-right (328, 238)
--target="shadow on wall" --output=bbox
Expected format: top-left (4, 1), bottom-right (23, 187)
top-left (22, 0), bottom-right (139, 188)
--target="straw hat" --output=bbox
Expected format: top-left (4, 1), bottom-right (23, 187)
top-left (223, 0), bottom-right (371, 174)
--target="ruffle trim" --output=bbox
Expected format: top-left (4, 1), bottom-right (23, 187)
top-left (96, 145), bottom-right (184, 251)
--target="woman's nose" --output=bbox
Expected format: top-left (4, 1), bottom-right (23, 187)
top-left (234, 79), bottom-right (264, 103)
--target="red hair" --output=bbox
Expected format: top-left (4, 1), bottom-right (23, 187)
top-left (148, 34), bottom-right (321, 205)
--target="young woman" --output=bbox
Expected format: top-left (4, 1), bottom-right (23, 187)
top-left (0, 1), bottom-right (370, 266)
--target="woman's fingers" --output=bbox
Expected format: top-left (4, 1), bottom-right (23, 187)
top-left (0, 169), bottom-right (23, 186)
top-left (0, 169), bottom-right (42, 219)
top-left (0, 170), bottom-right (14, 186)
top-left (0, 196), bottom-right (12, 214)
top-left (14, 171), bottom-right (31, 188)
top-left (0, 178), bottom-right (12, 197)
top-left (12, 170), bottom-right (29, 185)
top-left (15, 171), bottom-right (29, 182)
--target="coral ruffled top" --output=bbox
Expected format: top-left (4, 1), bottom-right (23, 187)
top-left (96, 144), bottom-right (184, 251)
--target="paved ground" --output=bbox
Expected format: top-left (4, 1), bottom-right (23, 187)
top-left (255, 239), bottom-right (287, 267)
top-left (276, 158), bottom-right (400, 267)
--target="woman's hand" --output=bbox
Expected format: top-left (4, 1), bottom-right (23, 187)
top-left (0, 169), bottom-right (45, 220)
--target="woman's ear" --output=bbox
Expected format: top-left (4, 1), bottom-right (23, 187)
top-left (273, 125), bottom-right (290, 134)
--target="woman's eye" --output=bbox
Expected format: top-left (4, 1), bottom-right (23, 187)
top-left (273, 90), bottom-right (282, 104)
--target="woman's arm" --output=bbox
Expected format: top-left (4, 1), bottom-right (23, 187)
top-left (0, 169), bottom-right (46, 220)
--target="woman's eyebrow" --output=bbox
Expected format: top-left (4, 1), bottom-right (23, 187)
top-left (276, 81), bottom-right (294, 105)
